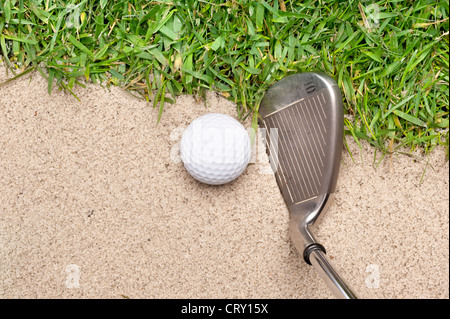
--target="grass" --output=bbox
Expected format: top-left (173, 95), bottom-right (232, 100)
top-left (0, 0), bottom-right (448, 156)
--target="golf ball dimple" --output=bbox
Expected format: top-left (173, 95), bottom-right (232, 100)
top-left (180, 113), bottom-right (251, 185)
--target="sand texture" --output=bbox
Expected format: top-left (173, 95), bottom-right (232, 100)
top-left (0, 67), bottom-right (448, 299)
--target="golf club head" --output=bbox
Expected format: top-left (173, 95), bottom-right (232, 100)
top-left (259, 72), bottom-right (344, 262)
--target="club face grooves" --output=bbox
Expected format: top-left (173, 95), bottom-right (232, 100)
top-left (263, 91), bottom-right (330, 205)
top-left (259, 72), bottom-right (343, 213)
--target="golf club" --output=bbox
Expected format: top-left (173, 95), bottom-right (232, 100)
top-left (259, 72), bottom-right (357, 299)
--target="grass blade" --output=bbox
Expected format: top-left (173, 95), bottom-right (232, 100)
top-left (68, 34), bottom-right (95, 60)
top-left (393, 110), bottom-right (426, 127)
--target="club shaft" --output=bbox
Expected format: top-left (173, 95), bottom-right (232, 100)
top-left (309, 250), bottom-right (358, 299)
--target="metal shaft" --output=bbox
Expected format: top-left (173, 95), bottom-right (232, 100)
top-left (309, 249), bottom-right (358, 299)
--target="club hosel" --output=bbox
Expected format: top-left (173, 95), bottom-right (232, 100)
top-left (289, 217), bottom-right (321, 262)
top-left (288, 193), bottom-right (334, 261)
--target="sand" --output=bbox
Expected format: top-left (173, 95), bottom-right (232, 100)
top-left (0, 66), bottom-right (448, 299)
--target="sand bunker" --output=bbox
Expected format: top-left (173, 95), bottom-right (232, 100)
top-left (0, 67), bottom-right (448, 298)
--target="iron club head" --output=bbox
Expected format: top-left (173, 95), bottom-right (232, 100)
top-left (259, 72), bottom-right (357, 298)
top-left (259, 72), bottom-right (344, 263)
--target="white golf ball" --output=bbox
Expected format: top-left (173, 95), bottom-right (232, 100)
top-left (180, 113), bottom-right (251, 185)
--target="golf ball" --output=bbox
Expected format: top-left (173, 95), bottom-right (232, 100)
top-left (180, 113), bottom-right (251, 185)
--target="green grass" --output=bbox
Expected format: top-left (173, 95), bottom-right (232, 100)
top-left (0, 0), bottom-right (448, 155)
